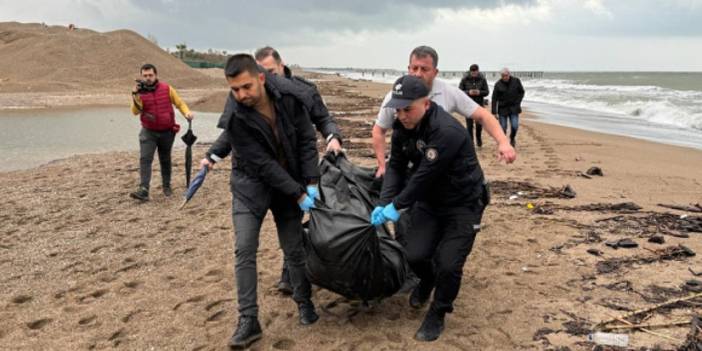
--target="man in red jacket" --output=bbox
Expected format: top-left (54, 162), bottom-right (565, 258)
top-left (130, 63), bottom-right (194, 201)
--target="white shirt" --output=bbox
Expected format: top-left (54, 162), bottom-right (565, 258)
top-left (375, 78), bottom-right (479, 129)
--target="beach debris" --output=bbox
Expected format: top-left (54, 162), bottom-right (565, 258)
top-left (593, 212), bottom-right (701, 238)
top-left (690, 268), bottom-right (702, 277)
top-left (657, 203), bottom-right (702, 213)
top-left (602, 320), bottom-right (691, 331)
top-left (527, 203), bottom-right (535, 210)
top-left (648, 235), bottom-right (665, 244)
top-left (577, 172), bottom-right (592, 179)
top-left (679, 315), bottom-right (702, 351)
top-left (604, 238), bottom-right (638, 249)
top-left (587, 248), bottom-right (603, 256)
top-left (558, 185), bottom-right (577, 198)
top-left (597, 292), bottom-right (702, 328)
top-left (533, 204), bottom-right (555, 214)
top-left (684, 280), bottom-right (702, 293)
top-left (596, 245), bottom-right (696, 274)
top-left (490, 181), bottom-right (578, 200)
top-left (587, 332), bottom-right (629, 347)
top-left (586, 166), bottom-right (604, 176)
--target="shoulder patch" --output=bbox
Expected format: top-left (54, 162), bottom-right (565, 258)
top-left (425, 148), bottom-right (438, 162)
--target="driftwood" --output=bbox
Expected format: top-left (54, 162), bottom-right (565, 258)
top-left (598, 292), bottom-right (702, 327)
top-left (603, 312), bottom-right (682, 342)
top-left (658, 203), bottom-right (702, 213)
top-left (603, 320), bottom-right (691, 330)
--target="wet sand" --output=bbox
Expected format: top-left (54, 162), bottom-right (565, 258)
top-left (1, 71), bottom-right (701, 350)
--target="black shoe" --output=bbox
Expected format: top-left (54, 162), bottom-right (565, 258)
top-left (228, 316), bottom-right (262, 350)
top-left (163, 185), bottom-right (172, 197)
top-left (298, 302), bottom-right (319, 325)
top-left (409, 281), bottom-right (433, 309)
top-left (129, 186), bottom-right (149, 201)
top-left (476, 139), bottom-right (483, 148)
top-left (414, 307), bottom-right (445, 342)
top-left (277, 267), bottom-right (293, 295)
top-left (510, 138), bottom-right (516, 147)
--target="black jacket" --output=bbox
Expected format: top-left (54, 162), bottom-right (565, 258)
top-left (458, 72), bottom-right (489, 106)
top-left (283, 66), bottom-right (342, 142)
top-left (491, 76), bottom-right (525, 116)
top-left (380, 102), bottom-right (484, 210)
top-left (207, 77), bottom-right (320, 217)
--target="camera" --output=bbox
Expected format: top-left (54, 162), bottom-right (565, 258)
top-left (135, 79), bottom-right (157, 93)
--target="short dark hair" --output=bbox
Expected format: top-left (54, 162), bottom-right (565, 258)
top-left (140, 63), bottom-right (157, 74)
top-left (225, 54), bottom-right (260, 79)
top-left (410, 46), bottom-right (438, 68)
top-left (470, 64), bottom-right (479, 71)
top-left (254, 46), bottom-right (282, 63)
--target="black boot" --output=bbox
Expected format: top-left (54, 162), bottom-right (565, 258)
top-left (162, 184), bottom-right (173, 197)
top-left (476, 136), bottom-right (483, 148)
top-left (228, 316), bottom-right (262, 349)
top-left (414, 306), bottom-right (445, 342)
top-left (298, 302), bottom-right (319, 325)
top-left (129, 186), bottom-right (149, 201)
top-left (510, 137), bottom-right (516, 147)
top-left (277, 264), bottom-right (293, 295)
top-left (409, 280), bottom-right (433, 309)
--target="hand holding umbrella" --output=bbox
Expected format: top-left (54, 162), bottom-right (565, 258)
top-left (178, 166), bottom-right (208, 210)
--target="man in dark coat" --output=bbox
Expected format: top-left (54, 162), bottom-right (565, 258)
top-left (458, 64), bottom-right (489, 147)
top-left (201, 54), bottom-right (320, 349)
top-left (491, 67), bottom-right (525, 147)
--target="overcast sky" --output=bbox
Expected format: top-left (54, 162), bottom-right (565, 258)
top-left (2, 0), bottom-right (701, 71)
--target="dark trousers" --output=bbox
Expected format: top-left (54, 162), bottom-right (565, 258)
top-left (232, 192), bottom-right (312, 317)
top-left (465, 117), bottom-right (483, 146)
top-left (138, 128), bottom-right (175, 190)
top-left (405, 202), bottom-right (484, 313)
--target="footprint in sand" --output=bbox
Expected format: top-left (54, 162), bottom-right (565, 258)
top-left (78, 315), bottom-right (97, 326)
top-left (26, 318), bottom-right (52, 330)
top-left (206, 310), bottom-right (226, 322)
top-left (272, 338), bottom-right (296, 350)
top-left (11, 294), bottom-right (33, 304)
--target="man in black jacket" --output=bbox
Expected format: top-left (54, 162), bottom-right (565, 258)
top-left (254, 46), bottom-right (343, 294)
top-left (202, 54), bottom-right (320, 349)
top-left (491, 67), bottom-right (525, 147)
top-left (371, 75), bottom-right (489, 342)
top-left (458, 64), bottom-right (489, 147)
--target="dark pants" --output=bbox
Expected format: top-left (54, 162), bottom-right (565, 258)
top-left (232, 192), bottom-right (312, 317)
top-left (138, 128), bottom-right (175, 190)
top-left (465, 117), bottom-right (483, 146)
top-left (405, 202), bottom-right (484, 314)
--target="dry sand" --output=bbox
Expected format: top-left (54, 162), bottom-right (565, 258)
top-left (1, 71), bottom-right (702, 350)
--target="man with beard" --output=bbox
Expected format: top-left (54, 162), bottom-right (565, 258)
top-left (129, 63), bottom-right (194, 201)
top-left (201, 54), bottom-right (320, 349)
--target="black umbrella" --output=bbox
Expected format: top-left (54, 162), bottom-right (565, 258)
top-left (181, 120), bottom-right (197, 187)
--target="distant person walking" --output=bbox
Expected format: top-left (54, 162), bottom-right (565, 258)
top-left (129, 63), bottom-right (194, 201)
top-left (458, 64), bottom-right (489, 147)
top-left (491, 68), bottom-right (525, 147)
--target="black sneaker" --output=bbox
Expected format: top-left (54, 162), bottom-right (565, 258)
top-left (228, 316), bottom-right (262, 350)
top-left (163, 185), bottom-right (173, 197)
top-left (510, 138), bottom-right (516, 147)
top-left (476, 138), bottom-right (483, 148)
top-left (129, 186), bottom-right (149, 201)
top-left (414, 307), bottom-right (445, 342)
top-left (409, 281), bottom-right (433, 309)
top-left (298, 302), bottom-right (319, 325)
top-left (277, 266), bottom-right (293, 295)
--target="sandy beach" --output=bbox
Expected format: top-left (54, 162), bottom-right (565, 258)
top-left (2, 70), bottom-right (702, 350)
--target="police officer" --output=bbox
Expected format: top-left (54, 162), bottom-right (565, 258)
top-left (201, 54), bottom-right (320, 349)
top-left (371, 75), bottom-right (490, 342)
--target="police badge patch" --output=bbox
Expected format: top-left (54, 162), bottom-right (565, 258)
top-left (425, 148), bottom-right (438, 162)
top-left (416, 139), bottom-right (426, 152)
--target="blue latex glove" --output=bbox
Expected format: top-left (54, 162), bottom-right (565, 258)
top-left (299, 194), bottom-right (315, 212)
top-left (306, 185), bottom-right (320, 200)
top-left (382, 203), bottom-right (400, 222)
top-left (370, 206), bottom-right (384, 226)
